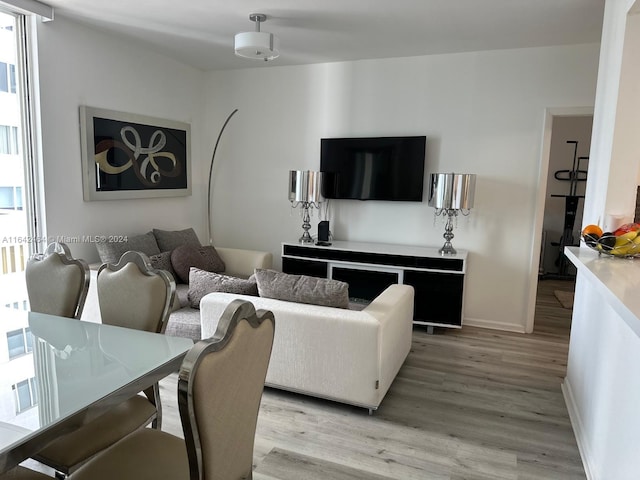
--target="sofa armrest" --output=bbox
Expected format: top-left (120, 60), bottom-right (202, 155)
top-left (362, 284), bottom-right (414, 398)
top-left (215, 247), bottom-right (272, 279)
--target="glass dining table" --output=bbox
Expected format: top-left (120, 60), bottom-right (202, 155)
top-left (0, 307), bottom-right (194, 474)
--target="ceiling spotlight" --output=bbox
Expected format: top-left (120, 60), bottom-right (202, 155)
top-left (234, 13), bottom-right (279, 62)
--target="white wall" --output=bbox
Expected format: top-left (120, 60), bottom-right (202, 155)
top-left (35, 15), bottom-right (205, 262)
top-left (565, 1), bottom-right (640, 478)
top-left (205, 44), bottom-right (599, 331)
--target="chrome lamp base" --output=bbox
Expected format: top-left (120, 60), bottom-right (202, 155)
top-left (438, 209), bottom-right (458, 256)
top-left (298, 202), bottom-right (315, 244)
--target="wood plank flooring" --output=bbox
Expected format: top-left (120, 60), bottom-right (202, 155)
top-left (158, 278), bottom-right (584, 479)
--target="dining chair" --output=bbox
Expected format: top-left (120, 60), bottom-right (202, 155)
top-left (71, 299), bottom-right (275, 480)
top-left (32, 250), bottom-right (176, 479)
top-left (25, 242), bottom-right (90, 319)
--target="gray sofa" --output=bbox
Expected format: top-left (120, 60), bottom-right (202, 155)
top-left (83, 228), bottom-right (272, 340)
top-left (164, 246), bottom-right (272, 339)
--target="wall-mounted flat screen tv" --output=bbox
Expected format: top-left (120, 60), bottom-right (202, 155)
top-left (320, 136), bottom-right (426, 201)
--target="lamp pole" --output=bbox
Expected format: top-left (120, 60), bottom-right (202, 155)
top-left (207, 109), bottom-right (238, 246)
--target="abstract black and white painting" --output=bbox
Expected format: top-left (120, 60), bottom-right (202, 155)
top-left (80, 106), bottom-right (191, 201)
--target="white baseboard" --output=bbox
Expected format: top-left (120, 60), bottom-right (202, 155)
top-left (463, 317), bottom-right (526, 333)
top-left (561, 377), bottom-right (595, 480)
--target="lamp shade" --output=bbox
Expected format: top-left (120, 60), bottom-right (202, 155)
top-left (234, 31), bottom-right (279, 61)
top-left (289, 170), bottom-right (324, 203)
top-left (428, 173), bottom-right (476, 210)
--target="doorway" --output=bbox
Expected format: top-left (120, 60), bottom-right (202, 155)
top-left (526, 108), bottom-right (594, 333)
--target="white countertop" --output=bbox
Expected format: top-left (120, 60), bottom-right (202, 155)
top-left (565, 246), bottom-right (640, 338)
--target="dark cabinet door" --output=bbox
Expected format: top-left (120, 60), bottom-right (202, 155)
top-left (403, 270), bottom-right (464, 326)
top-left (331, 267), bottom-right (399, 302)
top-left (282, 257), bottom-right (328, 278)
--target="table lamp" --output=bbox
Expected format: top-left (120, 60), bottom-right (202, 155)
top-left (289, 170), bottom-right (324, 244)
top-left (428, 173), bottom-right (476, 255)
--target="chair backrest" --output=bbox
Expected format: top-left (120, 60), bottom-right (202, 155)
top-left (26, 242), bottom-right (90, 319)
top-left (178, 299), bottom-right (275, 480)
top-left (97, 250), bottom-right (175, 333)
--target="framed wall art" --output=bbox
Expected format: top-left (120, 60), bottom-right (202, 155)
top-left (80, 106), bottom-right (191, 201)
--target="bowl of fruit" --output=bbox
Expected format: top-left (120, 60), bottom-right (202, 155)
top-left (581, 223), bottom-right (640, 258)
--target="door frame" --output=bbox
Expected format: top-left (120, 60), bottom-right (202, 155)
top-left (525, 107), bottom-right (594, 333)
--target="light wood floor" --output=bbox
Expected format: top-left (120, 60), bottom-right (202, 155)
top-left (158, 278), bottom-right (584, 479)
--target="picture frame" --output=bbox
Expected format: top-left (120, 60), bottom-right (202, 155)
top-left (80, 106), bottom-right (191, 201)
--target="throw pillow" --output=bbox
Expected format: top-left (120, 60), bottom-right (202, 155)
top-left (153, 228), bottom-right (201, 252)
top-left (254, 269), bottom-right (349, 309)
top-left (95, 231), bottom-right (161, 264)
top-left (188, 268), bottom-right (258, 308)
top-left (148, 251), bottom-right (176, 281)
top-left (171, 245), bottom-right (226, 283)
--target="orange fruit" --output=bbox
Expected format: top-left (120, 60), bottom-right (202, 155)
top-left (582, 224), bottom-right (603, 237)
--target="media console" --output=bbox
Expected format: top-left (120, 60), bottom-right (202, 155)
top-left (281, 240), bottom-right (468, 329)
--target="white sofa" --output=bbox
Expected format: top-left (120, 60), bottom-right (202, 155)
top-left (200, 284), bottom-right (414, 412)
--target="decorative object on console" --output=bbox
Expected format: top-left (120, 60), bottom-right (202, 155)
top-left (234, 13), bottom-right (279, 62)
top-left (289, 170), bottom-right (324, 244)
top-left (317, 220), bottom-right (331, 245)
top-left (428, 173), bottom-right (476, 255)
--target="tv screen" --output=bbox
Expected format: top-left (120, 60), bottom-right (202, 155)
top-left (320, 136), bottom-right (426, 201)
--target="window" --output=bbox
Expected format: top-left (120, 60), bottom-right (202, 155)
top-left (0, 60), bottom-right (16, 93)
top-left (9, 64), bottom-right (15, 93)
top-left (0, 62), bottom-right (7, 92)
top-left (13, 377), bottom-right (37, 412)
top-left (0, 125), bottom-right (19, 154)
top-left (6, 327), bottom-right (32, 359)
top-left (0, 186), bottom-right (23, 210)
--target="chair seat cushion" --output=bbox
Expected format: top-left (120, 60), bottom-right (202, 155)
top-left (71, 429), bottom-right (189, 480)
top-left (35, 395), bottom-right (156, 469)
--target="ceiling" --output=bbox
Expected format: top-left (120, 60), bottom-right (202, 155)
top-left (43, 0), bottom-right (605, 71)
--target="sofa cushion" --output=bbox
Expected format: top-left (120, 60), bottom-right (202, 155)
top-left (95, 231), bottom-right (160, 264)
top-left (188, 268), bottom-right (258, 308)
top-left (148, 251), bottom-right (176, 281)
top-left (254, 269), bottom-right (349, 309)
top-left (153, 228), bottom-right (201, 252)
top-left (165, 306), bottom-right (201, 341)
top-left (171, 245), bottom-right (225, 283)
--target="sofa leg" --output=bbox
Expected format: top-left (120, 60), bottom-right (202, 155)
top-left (368, 408), bottom-right (374, 416)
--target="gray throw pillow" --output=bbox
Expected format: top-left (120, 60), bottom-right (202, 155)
top-left (149, 251), bottom-right (176, 282)
top-left (153, 228), bottom-right (201, 252)
top-left (254, 269), bottom-right (349, 309)
top-left (188, 268), bottom-right (258, 308)
top-left (171, 245), bottom-right (225, 283)
top-left (95, 231), bottom-right (161, 264)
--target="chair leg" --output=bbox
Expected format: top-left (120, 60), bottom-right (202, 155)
top-left (145, 383), bottom-right (162, 430)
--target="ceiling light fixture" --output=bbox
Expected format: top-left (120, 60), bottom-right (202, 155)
top-left (234, 13), bottom-right (279, 62)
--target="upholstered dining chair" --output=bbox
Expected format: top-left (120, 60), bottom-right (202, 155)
top-left (25, 242), bottom-right (90, 319)
top-left (32, 250), bottom-right (176, 479)
top-left (71, 299), bottom-right (275, 480)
